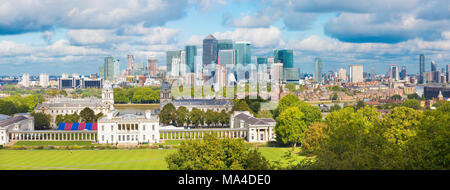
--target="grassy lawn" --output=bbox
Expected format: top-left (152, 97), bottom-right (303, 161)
top-left (14, 141), bottom-right (94, 146)
top-left (0, 147), bottom-right (304, 170)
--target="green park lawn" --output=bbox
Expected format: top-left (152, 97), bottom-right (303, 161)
top-left (0, 146), bottom-right (304, 170)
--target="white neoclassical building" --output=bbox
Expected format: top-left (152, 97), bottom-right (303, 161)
top-left (97, 110), bottom-right (160, 144)
top-left (230, 111), bottom-right (276, 143)
top-left (35, 84), bottom-right (115, 128)
top-left (0, 113), bottom-right (34, 145)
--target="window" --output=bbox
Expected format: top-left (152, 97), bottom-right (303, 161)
top-left (143, 135), bottom-right (145, 141)
top-left (102, 135), bottom-right (104, 141)
top-left (119, 135), bottom-right (121, 141)
top-left (152, 135), bottom-right (155, 141)
top-left (102, 126), bottom-right (104, 131)
top-left (152, 125), bottom-right (155, 131)
top-left (143, 125), bottom-right (146, 130)
top-left (111, 135), bottom-right (114, 142)
top-left (111, 126), bottom-right (113, 131)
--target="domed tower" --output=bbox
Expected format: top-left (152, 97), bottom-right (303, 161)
top-left (102, 83), bottom-right (114, 107)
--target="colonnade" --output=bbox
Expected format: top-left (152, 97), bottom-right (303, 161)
top-left (160, 128), bottom-right (247, 140)
top-left (8, 131), bottom-right (97, 141)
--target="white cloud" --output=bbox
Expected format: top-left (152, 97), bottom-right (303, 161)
top-left (0, 40), bottom-right (32, 56)
top-left (213, 26), bottom-right (282, 47)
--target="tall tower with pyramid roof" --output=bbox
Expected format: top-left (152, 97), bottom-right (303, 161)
top-left (203, 34), bottom-right (218, 66)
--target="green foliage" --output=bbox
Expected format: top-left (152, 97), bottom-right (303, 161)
top-left (232, 99), bottom-right (252, 113)
top-left (355, 100), bottom-right (366, 110)
top-left (31, 112), bottom-right (51, 130)
top-left (274, 94), bottom-right (300, 118)
top-left (407, 93), bottom-right (421, 100)
top-left (383, 107), bottom-right (422, 147)
top-left (160, 103), bottom-right (177, 125)
top-left (189, 108), bottom-right (205, 127)
top-left (219, 110), bottom-right (230, 127)
top-left (175, 106), bottom-right (189, 127)
top-left (79, 107), bottom-right (95, 123)
top-left (302, 122), bottom-right (329, 154)
top-left (275, 107), bottom-right (307, 148)
top-left (329, 104), bottom-right (341, 112)
top-left (165, 134), bottom-right (271, 170)
top-left (401, 99), bottom-right (421, 110)
top-left (256, 109), bottom-right (273, 118)
top-left (114, 87), bottom-right (160, 104)
top-left (390, 94), bottom-right (402, 100)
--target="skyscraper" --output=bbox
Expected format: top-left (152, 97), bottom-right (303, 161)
top-left (235, 41), bottom-right (251, 66)
top-left (217, 39), bottom-right (233, 51)
top-left (431, 60), bottom-right (437, 72)
top-left (350, 65), bottom-right (364, 83)
top-left (257, 57), bottom-right (268, 65)
top-left (314, 57), bottom-right (323, 83)
top-left (218, 49), bottom-right (235, 66)
top-left (102, 56), bottom-right (120, 81)
top-left (126, 54), bottom-right (134, 76)
top-left (420, 54), bottom-right (425, 83)
top-left (147, 58), bottom-right (158, 77)
top-left (22, 73), bottom-right (30, 87)
top-left (338, 68), bottom-right (347, 81)
top-left (166, 50), bottom-right (181, 73)
top-left (274, 50), bottom-right (293, 68)
top-left (400, 66), bottom-right (407, 80)
top-left (39, 73), bottom-right (49, 88)
top-left (185, 45), bottom-right (197, 73)
top-left (446, 64), bottom-right (449, 83)
top-left (202, 34), bottom-right (218, 66)
top-left (390, 65), bottom-right (399, 81)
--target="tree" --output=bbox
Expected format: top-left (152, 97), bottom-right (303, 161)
top-left (55, 114), bottom-right (64, 125)
top-left (383, 107), bottom-right (422, 147)
top-left (330, 104), bottom-right (341, 112)
top-left (231, 99), bottom-right (252, 113)
top-left (189, 108), bottom-right (205, 127)
top-left (302, 122), bottom-right (329, 154)
top-left (355, 100), bottom-right (366, 110)
top-left (218, 110), bottom-right (230, 127)
top-left (175, 106), bottom-right (189, 127)
top-left (32, 112), bottom-right (51, 130)
top-left (274, 94), bottom-right (300, 118)
top-left (160, 103), bottom-right (177, 125)
top-left (407, 93), bottom-right (421, 100)
top-left (405, 109), bottom-right (450, 169)
top-left (390, 94), bottom-right (402, 100)
top-left (256, 109), bottom-right (273, 118)
top-left (294, 101), bottom-right (322, 126)
top-left (0, 99), bottom-right (17, 116)
top-left (205, 110), bottom-right (218, 127)
top-left (285, 83), bottom-right (297, 92)
top-left (65, 113), bottom-right (80, 123)
top-left (275, 107), bottom-right (307, 148)
top-left (331, 92), bottom-right (338, 101)
top-left (401, 99), bottom-right (421, 110)
top-left (80, 107), bottom-right (95, 123)
top-left (165, 134), bottom-right (271, 170)
top-left (114, 88), bottom-right (129, 103)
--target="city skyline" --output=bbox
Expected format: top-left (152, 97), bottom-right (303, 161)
top-left (0, 0), bottom-right (449, 75)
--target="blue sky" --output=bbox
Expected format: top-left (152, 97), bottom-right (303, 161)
top-left (0, 0), bottom-right (449, 76)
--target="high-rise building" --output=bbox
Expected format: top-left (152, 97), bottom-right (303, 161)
top-left (217, 39), bottom-right (233, 51)
top-left (235, 41), bottom-right (251, 66)
top-left (22, 73), bottom-right (30, 87)
top-left (390, 65), bottom-right (399, 81)
top-left (126, 54), bottom-right (134, 76)
top-left (147, 58), bottom-right (158, 77)
top-left (218, 49), bottom-right (235, 66)
top-left (274, 50), bottom-right (293, 68)
top-left (419, 54), bottom-right (425, 83)
top-left (166, 50), bottom-right (181, 73)
top-left (400, 66), bottom-right (407, 80)
top-left (185, 45), bottom-right (197, 73)
top-left (257, 57), bottom-right (268, 65)
top-left (350, 65), bottom-right (364, 83)
top-left (39, 73), bottom-right (49, 87)
top-left (446, 64), bottom-right (449, 83)
top-left (202, 34), bottom-right (218, 66)
top-left (431, 60), bottom-right (437, 72)
top-left (338, 68), bottom-right (347, 81)
top-left (271, 63), bottom-right (283, 85)
top-left (314, 57), bottom-right (323, 83)
top-left (102, 56), bottom-right (120, 81)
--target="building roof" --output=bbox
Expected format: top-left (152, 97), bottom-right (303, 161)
top-left (204, 34), bottom-right (216, 40)
top-left (172, 99), bottom-right (233, 106)
top-left (234, 113), bottom-right (274, 126)
top-left (0, 114), bottom-right (10, 121)
top-left (0, 116), bottom-right (28, 128)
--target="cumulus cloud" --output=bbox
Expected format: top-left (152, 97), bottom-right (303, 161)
top-left (0, 0), bottom-right (190, 34)
top-left (223, 10), bottom-right (278, 28)
top-left (213, 26), bottom-right (282, 47)
top-left (0, 40), bottom-right (33, 57)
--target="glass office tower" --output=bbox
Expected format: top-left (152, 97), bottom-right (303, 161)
top-left (203, 34), bottom-right (218, 66)
top-left (314, 57), bottom-right (323, 83)
top-left (235, 41), bottom-right (251, 66)
top-left (218, 39), bottom-right (233, 51)
top-left (185, 45), bottom-right (197, 73)
top-left (274, 49), bottom-right (293, 68)
top-left (166, 50), bottom-right (181, 73)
